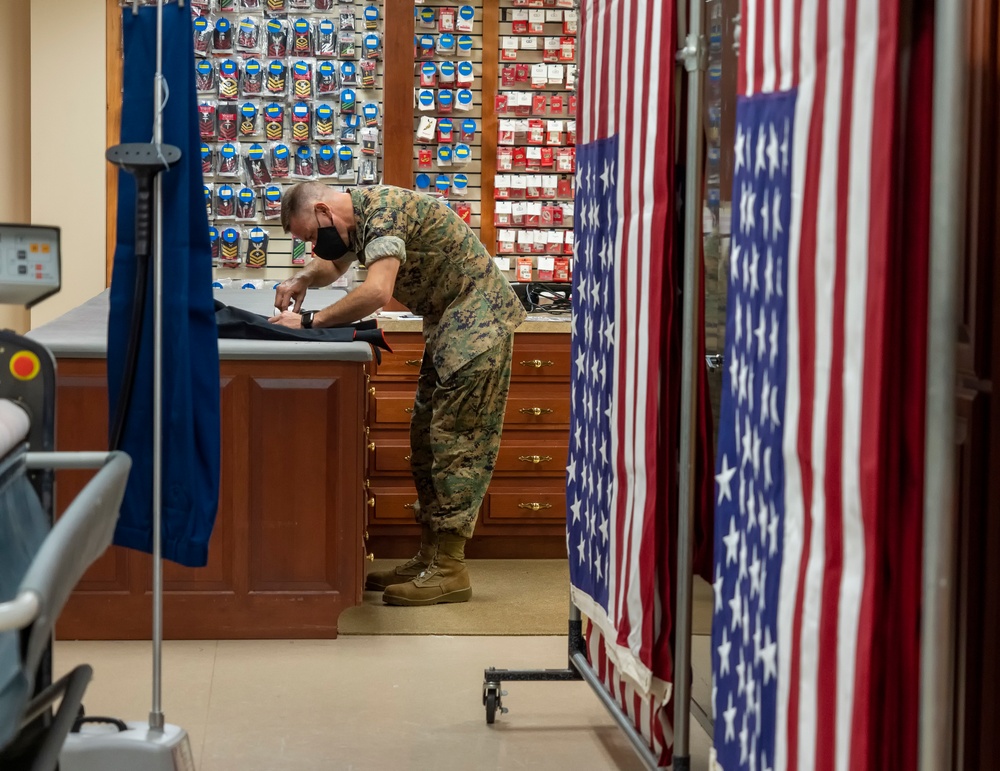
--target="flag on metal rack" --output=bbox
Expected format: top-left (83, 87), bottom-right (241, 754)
top-left (710, 0), bottom-right (928, 769)
top-left (567, 0), bottom-right (715, 764)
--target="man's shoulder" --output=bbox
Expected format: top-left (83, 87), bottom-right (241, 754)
top-left (361, 185), bottom-right (434, 216)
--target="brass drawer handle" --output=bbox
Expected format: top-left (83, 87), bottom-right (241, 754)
top-left (404, 454), bottom-right (412, 461)
top-left (518, 455), bottom-right (553, 464)
top-left (404, 359), bottom-right (422, 366)
top-left (367, 497), bottom-right (375, 507)
top-left (520, 359), bottom-right (554, 369)
top-left (403, 502), bottom-right (417, 509)
top-left (519, 407), bottom-right (554, 416)
top-left (366, 552), bottom-right (375, 562)
top-left (404, 407), bottom-right (415, 414)
top-left (518, 502), bottom-right (553, 511)
top-left (368, 442), bottom-right (376, 451)
top-left (369, 387), bottom-right (376, 395)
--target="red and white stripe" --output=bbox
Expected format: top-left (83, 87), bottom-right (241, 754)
top-left (740, 0), bottom-right (899, 769)
top-left (571, 0), bottom-right (676, 701)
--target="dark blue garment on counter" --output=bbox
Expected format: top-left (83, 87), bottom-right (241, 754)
top-left (107, 4), bottom-right (220, 568)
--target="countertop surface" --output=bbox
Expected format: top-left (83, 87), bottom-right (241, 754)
top-left (28, 289), bottom-right (373, 362)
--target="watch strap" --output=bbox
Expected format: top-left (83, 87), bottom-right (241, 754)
top-left (301, 310), bottom-right (315, 329)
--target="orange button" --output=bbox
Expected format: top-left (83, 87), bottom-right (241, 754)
top-left (30, 244), bottom-right (38, 253)
top-left (41, 244), bottom-right (50, 253)
top-left (10, 351), bottom-right (40, 381)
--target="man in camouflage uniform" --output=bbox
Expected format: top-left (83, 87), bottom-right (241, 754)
top-left (270, 182), bottom-right (526, 606)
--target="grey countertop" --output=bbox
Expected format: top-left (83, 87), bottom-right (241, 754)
top-left (27, 288), bottom-right (373, 362)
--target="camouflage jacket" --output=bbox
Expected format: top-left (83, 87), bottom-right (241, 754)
top-left (349, 186), bottom-right (526, 381)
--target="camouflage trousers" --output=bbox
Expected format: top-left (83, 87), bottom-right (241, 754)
top-left (409, 335), bottom-right (514, 539)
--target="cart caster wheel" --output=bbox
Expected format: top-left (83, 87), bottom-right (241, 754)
top-left (483, 681), bottom-right (502, 725)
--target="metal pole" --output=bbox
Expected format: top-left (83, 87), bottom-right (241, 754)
top-left (149, 0), bottom-right (166, 733)
top-left (920, 0), bottom-right (966, 767)
top-left (673, 0), bottom-right (706, 766)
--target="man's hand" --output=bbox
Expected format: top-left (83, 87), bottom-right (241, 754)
top-left (274, 275), bottom-right (309, 313)
top-left (268, 310), bottom-right (303, 329)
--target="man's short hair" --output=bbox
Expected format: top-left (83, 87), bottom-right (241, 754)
top-left (280, 181), bottom-right (329, 233)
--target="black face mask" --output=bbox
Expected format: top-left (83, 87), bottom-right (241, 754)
top-left (313, 222), bottom-right (350, 261)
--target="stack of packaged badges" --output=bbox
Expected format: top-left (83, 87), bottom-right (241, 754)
top-left (192, 0), bottom-right (385, 248)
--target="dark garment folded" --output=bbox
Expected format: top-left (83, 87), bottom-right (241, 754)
top-left (213, 301), bottom-right (392, 362)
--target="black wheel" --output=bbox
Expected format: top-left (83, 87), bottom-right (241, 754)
top-left (485, 691), bottom-right (498, 725)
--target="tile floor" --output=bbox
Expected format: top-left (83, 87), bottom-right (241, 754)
top-left (55, 636), bottom-right (714, 771)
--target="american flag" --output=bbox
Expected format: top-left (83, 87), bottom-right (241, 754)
top-left (567, 0), bottom-right (678, 762)
top-left (712, 1), bottom-right (911, 769)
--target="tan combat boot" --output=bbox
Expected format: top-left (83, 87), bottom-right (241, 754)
top-left (382, 533), bottom-right (472, 606)
top-left (364, 523), bottom-right (438, 591)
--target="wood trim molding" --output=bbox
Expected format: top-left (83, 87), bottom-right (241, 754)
top-left (479, 0), bottom-right (499, 251)
top-left (381, 0), bottom-right (416, 188)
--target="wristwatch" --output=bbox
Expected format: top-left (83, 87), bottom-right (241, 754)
top-left (300, 310), bottom-right (316, 329)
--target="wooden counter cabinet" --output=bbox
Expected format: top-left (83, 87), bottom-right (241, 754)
top-left (365, 328), bottom-right (571, 559)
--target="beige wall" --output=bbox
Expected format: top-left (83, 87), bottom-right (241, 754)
top-left (30, 0), bottom-right (107, 328)
top-left (0, 4), bottom-right (33, 333)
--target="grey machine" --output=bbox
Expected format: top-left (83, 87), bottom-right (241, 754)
top-left (0, 223), bottom-right (192, 770)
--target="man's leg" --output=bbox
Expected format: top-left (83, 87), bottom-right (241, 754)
top-left (383, 336), bottom-right (514, 606)
top-left (364, 355), bottom-right (440, 591)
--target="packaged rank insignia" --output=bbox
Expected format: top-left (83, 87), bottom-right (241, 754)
top-left (289, 0), bottom-right (311, 9)
top-left (438, 7), bottom-right (455, 32)
top-left (417, 89), bottom-right (435, 112)
top-left (340, 114), bottom-right (361, 143)
top-left (362, 102), bottom-right (379, 127)
top-left (456, 89), bottom-right (474, 112)
top-left (363, 33), bottom-right (381, 59)
top-left (208, 225), bottom-right (220, 263)
top-left (220, 227), bottom-right (241, 267)
top-left (291, 237), bottom-right (307, 265)
top-left (218, 59), bottom-right (240, 100)
top-left (196, 60), bottom-right (216, 93)
top-left (292, 60), bottom-right (313, 99)
top-left (360, 127), bottom-right (378, 156)
top-left (218, 104), bottom-right (239, 140)
top-left (418, 148), bottom-right (432, 168)
top-left (200, 143), bottom-right (214, 175)
top-left (193, 16), bottom-right (212, 56)
top-left (293, 144), bottom-right (315, 178)
top-left (245, 143), bottom-right (273, 185)
top-left (217, 0), bottom-right (236, 11)
top-left (266, 19), bottom-right (288, 57)
top-left (263, 102), bottom-right (284, 140)
top-left (317, 144), bottom-right (337, 176)
top-left (316, 60), bottom-right (338, 94)
top-left (314, 104), bottom-right (336, 139)
top-left (437, 89), bottom-right (454, 114)
top-left (340, 88), bottom-right (356, 114)
top-left (270, 142), bottom-right (291, 177)
top-left (218, 142), bottom-right (241, 176)
top-left (338, 32), bottom-right (356, 58)
top-left (236, 187), bottom-right (257, 220)
top-left (337, 145), bottom-right (354, 178)
top-left (438, 60), bottom-right (456, 88)
top-left (435, 174), bottom-right (451, 195)
top-left (339, 12), bottom-right (355, 31)
top-left (437, 118), bottom-right (453, 143)
top-left (415, 173), bottom-right (430, 193)
top-left (453, 143), bottom-right (471, 164)
top-left (436, 33), bottom-right (455, 56)
top-left (418, 7), bottom-right (436, 29)
top-left (415, 115), bottom-right (436, 143)
top-left (262, 185), bottom-right (283, 219)
top-left (213, 17), bottom-right (234, 54)
top-left (216, 185), bottom-right (237, 218)
top-left (292, 18), bottom-right (313, 55)
top-left (360, 59), bottom-right (377, 88)
top-left (236, 17), bottom-right (261, 53)
top-left (266, 59), bottom-right (288, 95)
top-left (242, 58), bottom-right (264, 96)
top-left (420, 62), bottom-right (437, 88)
top-left (240, 0), bottom-right (263, 8)
top-left (245, 228), bottom-right (269, 268)
top-left (290, 102), bottom-right (311, 142)
top-left (457, 61), bottom-right (475, 87)
top-left (460, 118), bottom-right (476, 143)
top-left (340, 61), bottom-right (358, 86)
top-left (417, 35), bottom-right (435, 60)
top-left (238, 102), bottom-right (260, 138)
top-left (314, 0), bottom-right (333, 8)
top-left (436, 145), bottom-right (452, 166)
top-left (199, 102), bottom-right (217, 140)
top-left (453, 173), bottom-right (469, 197)
top-left (265, 0), bottom-right (287, 17)
top-left (316, 20), bottom-right (337, 57)
top-left (457, 35), bottom-right (474, 55)
top-left (364, 6), bottom-right (379, 30)
top-left (456, 5), bottom-right (475, 32)
top-left (359, 157), bottom-right (377, 185)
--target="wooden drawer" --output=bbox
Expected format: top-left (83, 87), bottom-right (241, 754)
top-left (511, 340), bottom-right (571, 380)
top-left (504, 387), bottom-right (570, 425)
top-left (369, 486), bottom-right (420, 523)
top-left (486, 489), bottom-right (567, 522)
top-left (370, 389), bottom-right (417, 426)
top-left (494, 439), bottom-right (568, 474)
top-left (373, 344), bottom-right (425, 379)
top-left (367, 439), bottom-right (412, 474)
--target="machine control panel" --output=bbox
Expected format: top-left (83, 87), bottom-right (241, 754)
top-left (0, 224), bottom-right (61, 308)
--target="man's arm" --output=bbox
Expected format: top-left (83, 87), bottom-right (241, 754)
top-left (270, 257), bottom-right (400, 328)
